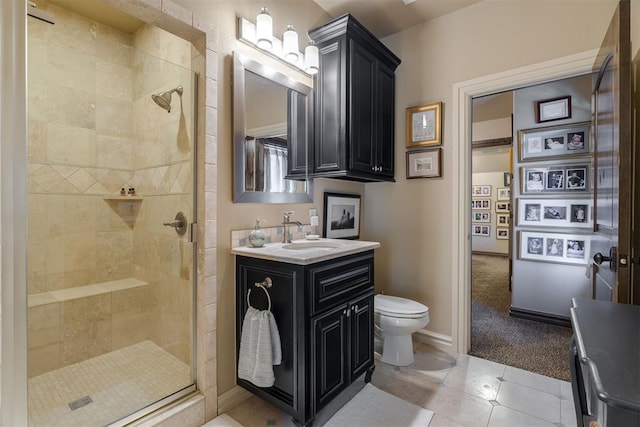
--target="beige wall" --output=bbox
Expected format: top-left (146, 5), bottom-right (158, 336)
top-left (171, 0), bottom-right (366, 395)
top-left (366, 0), bottom-right (618, 339)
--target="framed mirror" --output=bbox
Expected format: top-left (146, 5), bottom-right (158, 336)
top-left (233, 52), bottom-right (313, 203)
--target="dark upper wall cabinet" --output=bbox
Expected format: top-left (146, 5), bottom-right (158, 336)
top-left (309, 14), bottom-right (401, 182)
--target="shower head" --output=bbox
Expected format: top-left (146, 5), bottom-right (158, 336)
top-left (151, 85), bottom-right (183, 113)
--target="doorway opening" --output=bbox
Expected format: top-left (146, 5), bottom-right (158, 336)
top-left (468, 74), bottom-right (594, 381)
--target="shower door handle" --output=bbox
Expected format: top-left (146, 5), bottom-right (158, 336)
top-left (164, 211), bottom-right (187, 235)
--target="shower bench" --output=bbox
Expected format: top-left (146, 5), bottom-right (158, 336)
top-left (28, 277), bottom-right (148, 307)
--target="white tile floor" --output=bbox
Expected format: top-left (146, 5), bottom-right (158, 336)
top-left (223, 342), bottom-right (577, 427)
top-left (28, 340), bottom-right (192, 427)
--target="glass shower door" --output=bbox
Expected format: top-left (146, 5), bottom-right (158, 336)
top-left (26, 10), bottom-right (197, 425)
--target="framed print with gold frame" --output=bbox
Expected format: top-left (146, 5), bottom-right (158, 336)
top-left (406, 102), bottom-right (442, 147)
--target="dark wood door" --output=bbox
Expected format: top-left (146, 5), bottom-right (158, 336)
top-left (590, 0), bottom-right (632, 302)
top-left (377, 63), bottom-right (396, 178)
top-left (313, 304), bottom-right (348, 411)
top-left (349, 293), bottom-right (374, 382)
top-left (349, 38), bottom-right (377, 175)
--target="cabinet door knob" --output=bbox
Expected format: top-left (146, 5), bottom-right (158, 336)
top-left (343, 309), bottom-right (347, 315)
top-left (346, 309), bottom-right (350, 317)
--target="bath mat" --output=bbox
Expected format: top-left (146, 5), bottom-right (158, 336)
top-left (324, 383), bottom-right (434, 427)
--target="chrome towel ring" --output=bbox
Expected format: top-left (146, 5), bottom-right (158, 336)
top-left (247, 277), bottom-right (273, 311)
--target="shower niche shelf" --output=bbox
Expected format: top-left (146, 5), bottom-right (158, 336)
top-left (103, 196), bottom-right (143, 201)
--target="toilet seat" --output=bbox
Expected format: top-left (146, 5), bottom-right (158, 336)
top-left (374, 294), bottom-right (428, 319)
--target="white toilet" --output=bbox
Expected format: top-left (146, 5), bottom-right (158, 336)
top-left (374, 294), bottom-right (430, 366)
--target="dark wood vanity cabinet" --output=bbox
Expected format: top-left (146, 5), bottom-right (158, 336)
top-left (312, 292), bottom-right (374, 411)
top-left (235, 251), bottom-right (375, 426)
top-left (308, 14), bottom-right (401, 182)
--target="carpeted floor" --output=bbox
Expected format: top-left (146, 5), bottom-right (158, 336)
top-left (470, 254), bottom-right (572, 381)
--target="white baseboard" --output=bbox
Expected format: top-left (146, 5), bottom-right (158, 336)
top-left (217, 386), bottom-right (252, 414)
top-left (414, 329), bottom-right (454, 352)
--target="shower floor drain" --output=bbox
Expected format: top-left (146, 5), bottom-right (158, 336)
top-left (68, 396), bottom-right (93, 411)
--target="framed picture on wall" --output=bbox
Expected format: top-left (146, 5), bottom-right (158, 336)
top-left (497, 187), bottom-right (510, 200)
top-left (495, 201), bottom-right (510, 213)
top-left (535, 95), bottom-right (572, 123)
top-left (517, 198), bottom-right (592, 228)
top-left (496, 228), bottom-right (509, 240)
top-left (406, 148), bottom-right (442, 179)
top-left (518, 122), bottom-right (590, 161)
top-left (406, 102), bottom-right (442, 147)
top-left (323, 192), bottom-right (361, 239)
top-left (472, 225), bottom-right (491, 237)
top-left (472, 185), bottom-right (492, 196)
top-left (472, 198), bottom-right (491, 210)
top-left (497, 213), bottom-right (510, 226)
top-left (519, 230), bottom-right (590, 265)
top-left (472, 212), bottom-right (491, 223)
top-left (520, 164), bottom-right (589, 194)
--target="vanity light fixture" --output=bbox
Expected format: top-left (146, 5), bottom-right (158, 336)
top-left (255, 7), bottom-right (273, 49)
top-left (237, 10), bottom-right (318, 76)
top-left (304, 40), bottom-right (319, 75)
top-left (282, 25), bottom-right (300, 63)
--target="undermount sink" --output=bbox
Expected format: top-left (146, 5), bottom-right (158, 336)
top-left (281, 241), bottom-right (344, 250)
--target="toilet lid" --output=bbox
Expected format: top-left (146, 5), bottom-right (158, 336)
top-left (374, 294), bottom-right (429, 317)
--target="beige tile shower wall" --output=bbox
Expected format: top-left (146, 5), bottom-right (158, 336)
top-left (130, 25), bottom-right (195, 366)
top-left (133, 194), bottom-right (193, 365)
top-left (26, 2), bottom-right (163, 375)
top-left (27, 2), bottom-right (137, 296)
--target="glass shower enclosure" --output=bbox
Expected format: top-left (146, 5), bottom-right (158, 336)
top-left (26, 5), bottom-right (197, 425)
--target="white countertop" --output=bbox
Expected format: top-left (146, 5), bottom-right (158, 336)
top-left (231, 238), bottom-right (380, 265)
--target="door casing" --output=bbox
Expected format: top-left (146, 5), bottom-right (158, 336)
top-left (452, 49), bottom-right (600, 354)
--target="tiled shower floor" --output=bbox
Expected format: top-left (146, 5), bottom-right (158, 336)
top-left (28, 340), bottom-right (191, 427)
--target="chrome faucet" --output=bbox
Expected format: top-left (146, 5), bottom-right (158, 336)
top-left (282, 211), bottom-right (303, 243)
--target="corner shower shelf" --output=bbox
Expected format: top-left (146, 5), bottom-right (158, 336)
top-left (28, 278), bottom-right (149, 308)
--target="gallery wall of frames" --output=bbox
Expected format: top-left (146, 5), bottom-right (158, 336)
top-left (471, 171), bottom-right (511, 255)
top-left (510, 74), bottom-right (594, 320)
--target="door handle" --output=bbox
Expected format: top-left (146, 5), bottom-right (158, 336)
top-left (593, 247), bottom-right (617, 271)
top-left (592, 252), bottom-right (610, 264)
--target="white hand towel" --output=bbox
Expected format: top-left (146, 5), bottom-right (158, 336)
top-left (268, 311), bottom-right (282, 365)
top-left (238, 306), bottom-right (282, 387)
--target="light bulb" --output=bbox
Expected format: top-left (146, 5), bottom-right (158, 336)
top-left (282, 25), bottom-right (299, 63)
top-left (304, 41), bottom-right (319, 75)
top-left (255, 7), bottom-right (272, 50)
